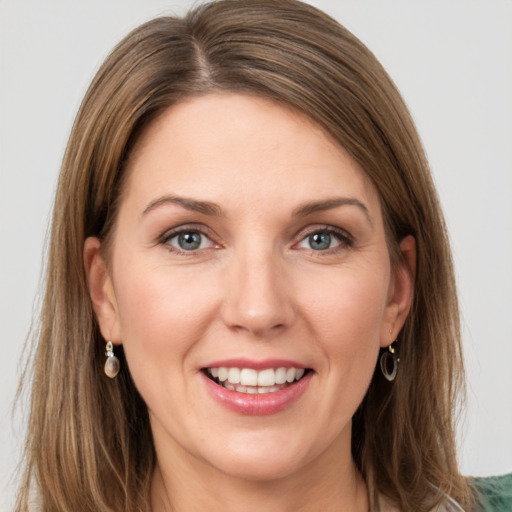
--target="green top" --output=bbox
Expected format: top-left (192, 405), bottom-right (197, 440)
top-left (473, 474), bottom-right (512, 512)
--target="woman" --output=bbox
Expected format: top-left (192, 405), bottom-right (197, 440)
top-left (14, 0), bottom-right (510, 511)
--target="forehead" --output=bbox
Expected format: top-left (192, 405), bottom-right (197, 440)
top-left (122, 93), bottom-right (380, 214)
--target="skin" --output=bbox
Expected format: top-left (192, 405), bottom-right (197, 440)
top-left (85, 93), bottom-right (415, 512)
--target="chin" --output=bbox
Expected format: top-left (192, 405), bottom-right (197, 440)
top-left (215, 455), bottom-right (305, 483)
top-left (200, 434), bottom-right (315, 483)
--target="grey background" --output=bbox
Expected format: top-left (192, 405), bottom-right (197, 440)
top-left (1, 1), bottom-right (511, 510)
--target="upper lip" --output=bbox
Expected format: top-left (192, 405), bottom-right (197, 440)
top-left (201, 358), bottom-right (309, 370)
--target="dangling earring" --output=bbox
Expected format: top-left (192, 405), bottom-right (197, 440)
top-left (380, 340), bottom-right (399, 382)
top-left (104, 341), bottom-right (120, 378)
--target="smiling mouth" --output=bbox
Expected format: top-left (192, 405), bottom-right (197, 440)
top-left (203, 366), bottom-right (311, 394)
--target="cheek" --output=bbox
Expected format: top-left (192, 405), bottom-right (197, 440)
top-left (112, 256), bottom-right (221, 361)
top-left (299, 263), bottom-right (389, 380)
top-left (288, 264), bottom-right (389, 443)
top-left (305, 267), bottom-right (389, 339)
top-left (111, 261), bottom-right (225, 418)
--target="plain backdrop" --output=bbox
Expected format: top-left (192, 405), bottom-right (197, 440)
top-left (1, 1), bottom-right (511, 510)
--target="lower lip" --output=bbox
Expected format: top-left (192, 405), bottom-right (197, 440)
top-left (202, 371), bottom-right (312, 416)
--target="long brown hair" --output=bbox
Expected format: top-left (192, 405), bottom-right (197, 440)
top-left (16, 1), bottom-right (473, 510)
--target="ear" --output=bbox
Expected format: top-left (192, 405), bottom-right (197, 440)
top-left (380, 235), bottom-right (416, 347)
top-left (84, 237), bottom-right (122, 344)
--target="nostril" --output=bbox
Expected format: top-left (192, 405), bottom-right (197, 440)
top-left (229, 321), bottom-right (286, 337)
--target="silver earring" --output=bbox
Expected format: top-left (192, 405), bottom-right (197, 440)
top-left (380, 341), bottom-right (399, 382)
top-left (104, 341), bottom-right (120, 378)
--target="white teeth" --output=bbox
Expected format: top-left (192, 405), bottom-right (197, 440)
top-left (275, 367), bottom-right (287, 385)
top-left (257, 368), bottom-right (275, 387)
top-left (286, 367), bottom-right (296, 383)
top-left (230, 384), bottom-right (283, 394)
top-left (218, 367), bottom-right (228, 382)
top-left (227, 367), bottom-right (240, 384)
top-left (207, 365), bottom-right (307, 393)
top-left (240, 368), bottom-right (258, 386)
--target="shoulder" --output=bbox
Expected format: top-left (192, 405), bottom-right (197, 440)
top-left (379, 475), bottom-right (512, 512)
top-left (472, 473), bottom-right (512, 512)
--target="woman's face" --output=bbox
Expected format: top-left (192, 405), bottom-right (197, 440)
top-left (87, 93), bottom-right (414, 483)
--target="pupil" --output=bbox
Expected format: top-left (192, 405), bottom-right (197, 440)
top-left (310, 232), bottom-right (330, 250)
top-left (179, 232), bottom-right (201, 250)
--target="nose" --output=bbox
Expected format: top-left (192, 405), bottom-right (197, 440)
top-left (220, 247), bottom-right (295, 338)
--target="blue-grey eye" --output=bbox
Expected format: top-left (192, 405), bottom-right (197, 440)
top-left (169, 231), bottom-right (207, 251)
top-left (309, 232), bottom-right (331, 250)
top-left (179, 232), bottom-right (202, 250)
top-left (298, 230), bottom-right (342, 251)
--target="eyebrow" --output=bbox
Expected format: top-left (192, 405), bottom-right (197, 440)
top-left (141, 194), bottom-right (371, 224)
top-left (293, 197), bottom-right (372, 225)
top-left (141, 195), bottom-right (224, 217)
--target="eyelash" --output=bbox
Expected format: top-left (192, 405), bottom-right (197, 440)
top-left (295, 225), bottom-right (354, 254)
top-left (158, 224), bottom-right (219, 256)
top-left (158, 224), bottom-right (354, 256)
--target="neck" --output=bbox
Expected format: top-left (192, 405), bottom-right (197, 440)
top-left (150, 429), bottom-right (368, 512)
